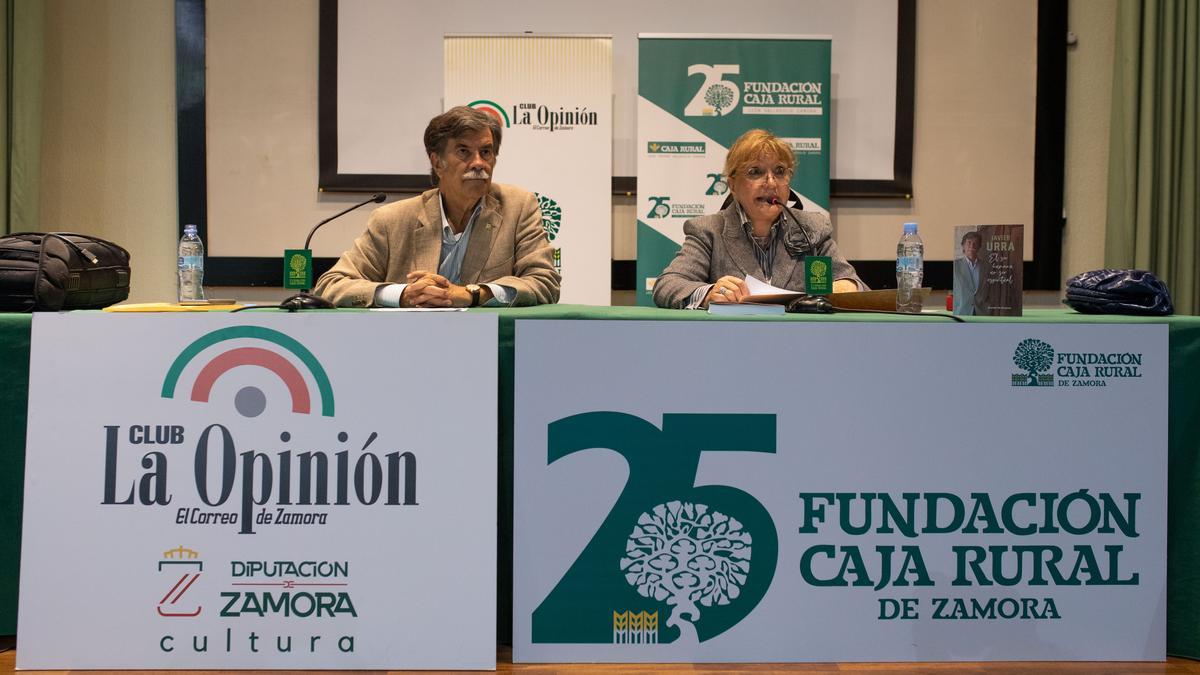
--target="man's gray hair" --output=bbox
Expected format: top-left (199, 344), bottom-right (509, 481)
top-left (423, 106), bottom-right (503, 186)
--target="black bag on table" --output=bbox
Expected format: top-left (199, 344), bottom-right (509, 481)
top-left (1064, 268), bottom-right (1173, 316)
top-left (0, 232), bottom-right (131, 311)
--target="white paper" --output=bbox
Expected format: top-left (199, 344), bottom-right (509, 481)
top-left (743, 275), bottom-right (803, 302)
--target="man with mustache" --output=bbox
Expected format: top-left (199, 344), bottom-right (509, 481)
top-left (314, 106), bottom-right (560, 307)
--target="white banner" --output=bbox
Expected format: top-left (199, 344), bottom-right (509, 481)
top-left (513, 321), bottom-right (1167, 662)
top-left (445, 35), bottom-right (613, 305)
top-left (18, 313), bottom-right (498, 670)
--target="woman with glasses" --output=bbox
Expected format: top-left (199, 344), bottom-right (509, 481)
top-left (652, 129), bottom-right (866, 309)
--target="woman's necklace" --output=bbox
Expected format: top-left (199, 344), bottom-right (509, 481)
top-left (751, 231), bottom-right (771, 250)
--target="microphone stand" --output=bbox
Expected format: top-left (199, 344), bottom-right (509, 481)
top-left (773, 195), bottom-right (964, 321)
top-left (278, 193), bottom-right (387, 311)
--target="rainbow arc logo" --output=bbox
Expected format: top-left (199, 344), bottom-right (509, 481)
top-left (467, 99), bottom-right (511, 127)
top-left (161, 326), bottom-right (334, 417)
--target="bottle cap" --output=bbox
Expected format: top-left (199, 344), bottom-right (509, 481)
top-left (184, 224), bottom-right (198, 235)
top-left (903, 222), bottom-right (918, 235)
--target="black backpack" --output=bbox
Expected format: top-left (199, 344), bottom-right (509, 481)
top-left (0, 232), bottom-right (131, 311)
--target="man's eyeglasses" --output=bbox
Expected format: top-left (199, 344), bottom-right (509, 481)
top-left (743, 166), bottom-right (792, 183)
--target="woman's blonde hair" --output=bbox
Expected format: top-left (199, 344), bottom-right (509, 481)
top-left (723, 129), bottom-right (795, 181)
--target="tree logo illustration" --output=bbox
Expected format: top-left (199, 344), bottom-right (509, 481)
top-left (703, 84), bottom-right (736, 116)
top-left (531, 412), bottom-right (777, 646)
top-left (620, 500), bottom-right (752, 644)
top-left (1012, 338), bottom-right (1055, 386)
top-left (535, 193), bottom-right (562, 242)
top-left (683, 64), bottom-right (741, 116)
top-left (809, 259), bottom-right (828, 283)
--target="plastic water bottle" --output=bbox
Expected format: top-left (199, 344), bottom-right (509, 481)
top-left (896, 222), bottom-right (923, 313)
top-left (177, 224), bottom-right (206, 302)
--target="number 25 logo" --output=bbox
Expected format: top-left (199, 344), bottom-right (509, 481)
top-left (684, 64), bottom-right (741, 117)
top-left (532, 412), bottom-right (778, 645)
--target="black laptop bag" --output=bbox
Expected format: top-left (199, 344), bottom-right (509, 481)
top-left (0, 232), bottom-right (131, 311)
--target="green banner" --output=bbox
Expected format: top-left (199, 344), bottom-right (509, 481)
top-left (636, 36), bottom-right (832, 305)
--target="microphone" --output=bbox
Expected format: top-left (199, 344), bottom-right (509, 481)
top-left (281, 192), bottom-right (387, 310)
top-left (303, 192), bottom-right (386, 251)
top-left (770, 194), bottom-right (815, 253)
top-left (764, 194), bottom-right (963, 322)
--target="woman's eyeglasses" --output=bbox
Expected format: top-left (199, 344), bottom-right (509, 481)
top-left (743, 166), bottom-right (791, 183)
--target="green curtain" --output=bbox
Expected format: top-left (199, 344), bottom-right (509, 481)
top-left (1106, 0), bottom-right (1199, 315)
top-left (7, 0), bottom-right (42, 234)
top-left (1, 0), bottom-right (8, 234)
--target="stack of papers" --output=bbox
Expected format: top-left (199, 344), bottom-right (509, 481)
top-left (707, 302), bottom-right (785, 315)
top-left (103, 301), bottom-right (243, 312)
top-left (707, 276), bottom-right (798, 314)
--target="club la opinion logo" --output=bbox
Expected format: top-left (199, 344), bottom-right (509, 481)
top-left (469, 98), bottom-right (597, 132)
top-left (107, 325), bottom-right (414, 540)
top-left (160, 326), bottom-right (335, 418)
top-left (532, 412), bottom-right (779, 646)
top-left (467, 99), bottom-right (511, 127)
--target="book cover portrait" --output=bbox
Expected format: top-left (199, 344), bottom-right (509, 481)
top-left (953, 224), bottom-right (1023, 316)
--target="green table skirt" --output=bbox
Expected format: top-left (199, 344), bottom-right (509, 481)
top-left (3, 307), bottom-right (1199, 657)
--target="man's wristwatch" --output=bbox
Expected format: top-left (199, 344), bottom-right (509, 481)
top-left (466, 283), bottom-right (482, 307)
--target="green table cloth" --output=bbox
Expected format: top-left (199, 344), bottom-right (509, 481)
top-left (3, 307), bottom-right (1199, 657)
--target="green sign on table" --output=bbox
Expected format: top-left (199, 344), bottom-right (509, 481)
top-left (283, 249), bottom-right (313, 290)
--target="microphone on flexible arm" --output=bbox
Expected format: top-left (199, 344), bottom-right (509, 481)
top-left (769, 194), bottom-right (815, 251)
top-left (763, 194), bottom-right (832, 312)
top-left (277, 193), bottom-right (387, 311)
top-left (768, 193), bottom-right (963, 321)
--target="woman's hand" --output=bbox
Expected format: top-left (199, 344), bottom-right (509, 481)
top-left (705, 276), bottom-right (749, 307)
top-left (832, 279), bottom-right (859, 293)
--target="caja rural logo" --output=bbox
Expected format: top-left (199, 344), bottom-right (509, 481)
top-left (102, 326), bottom-right (418, 536)
top-left (1011, 338), bottom-right (1145, 388)
top-left (532, 412), bottom-right (778, 645)
top-left (683, 64), bottom-right (825, 117)
top-left (646, 196), bottom-right (705, 220)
